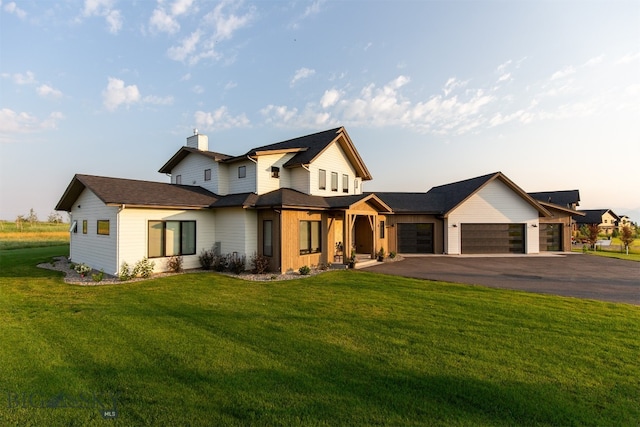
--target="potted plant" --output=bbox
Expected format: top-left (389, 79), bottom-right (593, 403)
top-left (377, 247), bottom-right (385, 262)
top-left (348, 249), bottom-right (357, 269)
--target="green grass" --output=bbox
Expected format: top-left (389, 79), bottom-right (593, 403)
top-left (1, 245), bottom-right (639, 426)
top-left (0, 221), bottom-right (69, 250)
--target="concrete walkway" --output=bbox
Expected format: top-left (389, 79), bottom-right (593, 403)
top-left (364, 253), bottom-right (640, 305)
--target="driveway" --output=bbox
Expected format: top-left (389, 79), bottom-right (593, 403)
top-left (365, 254), bottom-right (640, 305)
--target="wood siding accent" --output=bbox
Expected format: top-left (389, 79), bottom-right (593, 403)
top-left (279, 210), bottom-right (325, 272)
top-left (446, 180), bottom-right (540, 254)
top-left (69, 189), bottom-right (118, 274)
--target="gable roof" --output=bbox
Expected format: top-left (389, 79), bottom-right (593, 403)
top-left (426, 172), bottom-right (550, 217)
top-left (528, 190), bottom-right (580, 208)
top-left (55, 174), bottom-right (219, 211)
top-left (575, 209), bottom-right (619, 224)
top-left (368, 192), bottom-right (442, 214)
top-left (158, 146), bottom-right (232, 174)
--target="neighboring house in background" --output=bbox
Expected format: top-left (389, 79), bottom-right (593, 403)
top-left (574, 209), bottom-right (620, 235)
top-left (56, 127), bottom-right (582, 275)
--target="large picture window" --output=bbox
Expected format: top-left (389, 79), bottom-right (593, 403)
top-left (299, 220), bottom-right (321, 254)
top-left (263, 220), bottom-right (273, 257)
top-left (148, 220), bottom-right (196, 258)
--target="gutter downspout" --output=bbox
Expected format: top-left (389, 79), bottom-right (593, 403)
top-left (117, 204), bottom-right (125, 276)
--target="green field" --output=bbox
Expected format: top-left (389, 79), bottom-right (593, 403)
top-left (0, 221), bottom-right (69, 250)
top-left (1, 244), bottom-right (638, 426)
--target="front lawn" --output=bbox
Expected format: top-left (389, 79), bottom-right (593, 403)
top-left (1, 246), bottom-right (638, 426)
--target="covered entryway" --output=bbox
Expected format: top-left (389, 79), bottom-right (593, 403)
top-left (539, 223), bottom-right (562, 251)
top-left (397, 223), bottom-right (434, 253)
top-left (461, 223), bottom-right (525, 254)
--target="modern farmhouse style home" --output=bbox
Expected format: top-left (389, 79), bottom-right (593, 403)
top-left (56, 127), bottom-right (581, 275)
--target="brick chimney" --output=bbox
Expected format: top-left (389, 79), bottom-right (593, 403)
top-left (186, 129), bottom-right (208, 151)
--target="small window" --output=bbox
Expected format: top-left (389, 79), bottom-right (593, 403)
top-left (82, 220), bottom-right (88, 234)
top-left (319, 169), bottom-right (326, 190)
top-left (271, 166), bottom-right (280, 178)
top-left (97, 220), bottom-right (110, 236)
top-left (238, 165), bottom-right (246, 178)
top-left (331, 172), bottom-right (338, 192)
top-left (380, 220), bottom-right (385, 239)
top-left (342, 174), bottom-right (349, 193)
top-left (70, 220), bottom-right (77, 233)
top-left (175, 175), bottom-right (182, 184)
top-left (263, 220), bottom-right (273, 257)
top-left (204, 169), bottom-right (211, 181)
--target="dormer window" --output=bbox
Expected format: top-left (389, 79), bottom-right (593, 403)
top-left (271, 166), bottom-right (280, 178)
top-left (238, 166), bottom-right (246, 179)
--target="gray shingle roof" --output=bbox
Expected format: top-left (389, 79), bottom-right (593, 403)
top-left (575, 209), bottom-right (619, 224)
top-left (56, 174), bottom-right (218, 211)
top-left (528, 190), bottom-right (580, 208)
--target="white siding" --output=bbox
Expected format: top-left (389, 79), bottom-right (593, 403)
top-left (446, 179), bottom-right (540, 254)
top-left (256, 153), bottom-right (296, 194)
top-left (69, 189), bottom-right (119, 274)
top-left (290, 167), bottom-right (310, 194)
top-left (117, 208), bottom-right (216, 273)
top-left (214, 208), bottom-right (257, 262)
top-left (170, 153), bottom-right (221, 194)
top-left (308, 142), bottom-right (360, 196)
top-left (227, 160), bottom-right (257, 194)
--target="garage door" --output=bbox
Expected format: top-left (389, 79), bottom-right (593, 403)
top-left (539, 223), bottom-right (562, 251)
top-left (461, 223), bottom-right (525, 254)
top-left (398, 223), bottom-right (434, 253)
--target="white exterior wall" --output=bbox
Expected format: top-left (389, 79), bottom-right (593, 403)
top-left (308, 142), bottom-right (361, 196)
top-left (227, 160), bottom-right (257, 194)
top-left (214, 208), bottom-right (257, 262)
top-left (289, 167), bottom-right (310, 194)
top-left (170, 153), bottom-right (220, 194)
top-left (117, 208), bottom-right (216, 273)
top-left (256, 153), bottom-right (296, 194)
top-left (445, 180), bottom-right (540, 254)
top-left (69, 189), bottom-right (119, 274)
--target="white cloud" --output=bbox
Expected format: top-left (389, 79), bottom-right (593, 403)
top-left (194, 107), bottom-right (250, 130)
top-left (37, 84), bottom-right (63, 99)
top-left (290, 67), bottom-right (315, 86)
top-left (192, 85), bottom-right (205, 94)
top-left (550, 66), bottom-right (575, 80)
top-left (3, 2), bottom-right (26, 19)
top-left (142, 95), bottom-right (174, 106)
top-left (443, 77), bottom-right (468, 96)
top-left (149, 8), bottom-right (179, 34)
top-left (102, 77), bottom-right (141, 111)
top-left (584, 55), bottom-right (604, 67)
top-left (205, 1), bottom-right (253, 41)
top-left (0, 108), bottom-right (64, 138)
top-left (320, 89), bottom-right (341, 108)
top-left (167, 30), bottom-right (202, 62)
top-left (224, 81), bottom-right (237, 90)
top-left (171, 0), bottom-right (195, 16)
top-left (81, 0), bottom-right (123, 34)
top-left (615, 52), bottom-right (640, 65)
top-left (12, 71), bottom-right (36, 85)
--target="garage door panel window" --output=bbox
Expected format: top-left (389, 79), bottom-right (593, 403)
top-left (398, 223), bottom-right (433, 253)
top-left (461, 223), bottom-right (524, 254)
top-left (539, 223), bottom-right (561, 251)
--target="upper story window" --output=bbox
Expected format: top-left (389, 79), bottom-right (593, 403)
top-left (238, 166), bottom-right (246, 178)
top-left (342, 174), bottom-right (349, 193)
top-left (319, 169), bottom-right (326, 190)
top-left (271, 166), bottom-right (280, 178)
top-left (204, 169), bottom-right (211, 181)
top-left (331, 172), bottom-right (338, 192)
top-left (175, 175), bottom-right (182, 184)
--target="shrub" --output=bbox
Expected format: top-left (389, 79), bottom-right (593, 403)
top-left (228, 254), bottom-right (246, 274)
top-left (119, 262), bottom-right (132, 281)
top-left (212, 254), bottom-right (228, 272)
top-left (92, 270), bottom-right (104, 282)
top-left (199, 249), bottom-right (215, 270)
top-left (389, 251), bottom-right (397, 259)
top-left (133, 257), bottom-right (155, 278)
top-left (250, 252), bottom-right (270, 274)
top-left (73, 263), bottom-right (91, 277)
top-left (299, 265), bottom-right (311, 275)
top-left (166, 255), bottom-right (183, 273)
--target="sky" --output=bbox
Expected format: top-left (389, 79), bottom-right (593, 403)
top-left (1, 0), bottom-right (639, 222)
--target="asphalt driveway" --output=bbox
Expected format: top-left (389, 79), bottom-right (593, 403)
top-left (366, 254), bottom-right (640, 305)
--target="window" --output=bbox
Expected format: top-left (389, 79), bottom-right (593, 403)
top-left (319, 169), bottom-right (326, 190)
top-left (175, 175), bottom-right (182, 184)
top-left (82, 220), bottom-right (87, 234)
top-left (238, 165), bottom-right (246, 178)
top-left (70, 220), bottom-right (77, 233)
top-left (355, 179), bottom-right (359, 191)
top-left (342, 174), bottom-right (349, 193)
top-left (380, 220), bottom-right (385, 239)
top-left (263, 220), bottom-right (273, 257)
top-left (204, 169), bottom-right (211, 181)
top-left (299, 220), bottom-right (321, 254)
top-left (271, 166), bottom-right (280, 178)
top-left (331, 172), bottom-right (338, 192)
top-left (97, 220), bottom-right (110, 236)
top-left (148, 221), bottom-right (196, 258)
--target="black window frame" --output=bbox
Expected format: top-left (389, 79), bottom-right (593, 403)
top-left (204, 169), bottom-right (211, 181)
top-left (319, 169), bottom-right (326, 190)
top-left (263, 220), bottom-right (273, 257)
top-left (331, 172), bottom-right (338, 192)
top-left (342, 174), bottom-right (349, 193)
top-left (147, 220), bottom-right (197, 258)
top-left (238, 165), bottom-right (246, 178)
top-left (299, 220), bottom-right (321, 255)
